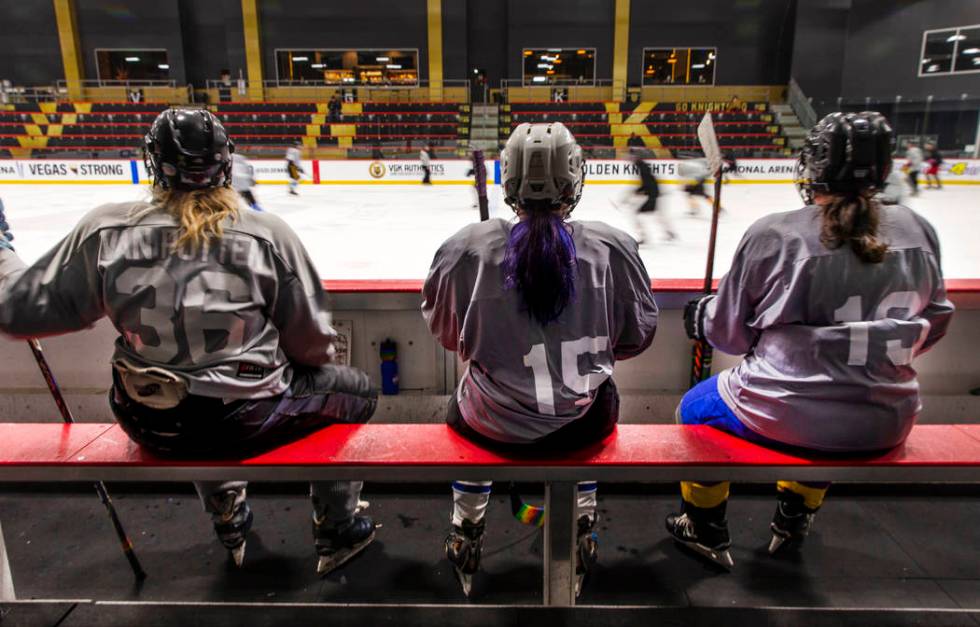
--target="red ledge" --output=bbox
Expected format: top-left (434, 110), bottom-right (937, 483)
top-left (322, 279), bottom-right (980, 294)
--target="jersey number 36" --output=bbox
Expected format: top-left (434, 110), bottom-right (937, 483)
top-left (115, 267), bottom-right (252, 364)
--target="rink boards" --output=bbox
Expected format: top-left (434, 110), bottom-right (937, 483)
top-left (0, 160), bottom-right (976, 419)
top-left (2, 158), bottom-right (980, 185)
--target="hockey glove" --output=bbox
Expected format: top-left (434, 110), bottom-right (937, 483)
top-left (683, 295), bottom-right (714, 342)
top-left (0, 199), bottom-right (14, 251)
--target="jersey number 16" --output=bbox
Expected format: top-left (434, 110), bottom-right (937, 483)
top-left (834, 291), bottom-right (930, 367)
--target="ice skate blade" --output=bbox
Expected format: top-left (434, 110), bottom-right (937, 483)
top-left (675, 539), bottom-right (734, 570)
top-left (575, 574), bottom-right (584, 598)
top-left (230, 542), bottom-right (246, 568)
top-left (454, 569), bottom-right (473, 597)
top-left (768, 534), bottom-right (787, 555)
top-left (316, 530), bottom-right (376, 576)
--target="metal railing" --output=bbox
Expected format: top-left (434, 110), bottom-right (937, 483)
top-left (0, 85), bottom-right (64, 103)
top-left (810, 93), bottom-right (980, 156)
top-left (787, 78), bottom-right (817, 129)
top-left (56, 79), bottom-right (178, 89)
top-left (205, 79), bottom-right (471, 103)
top-left (500, 78), bottom-right (626, 102)
top-left (501, 78), bottom-right (616, 88)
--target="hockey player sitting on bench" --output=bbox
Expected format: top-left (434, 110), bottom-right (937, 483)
top-left (422, 122), bottom-right (659, 597)
top-left (667, 111), bottom-right (954, 569)
top-left (0, 108), bottom-right (379, 576)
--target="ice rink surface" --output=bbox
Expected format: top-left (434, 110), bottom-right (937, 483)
top-left (0, 181), bottom-right (977, 280)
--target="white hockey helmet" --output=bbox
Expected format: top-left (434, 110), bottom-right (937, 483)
top-left (501, 122), bottom-right (585, 211)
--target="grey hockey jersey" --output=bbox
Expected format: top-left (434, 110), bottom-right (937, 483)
top-left (706, 204), bottom-right (954, 452)
top-left (423, 218), bottom-right (659, 443)
top-left (0, 201), bottom-right (338, 399)
top-left (231, 153), bottom-right (255, 193)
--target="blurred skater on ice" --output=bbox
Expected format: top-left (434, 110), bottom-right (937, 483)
top-left (286, 142), bottom-right (304, 196)
top-left (678, 158), bottom-right (722, 216)
top-left (231, 153), bottom-right (261, 211)
top-left (630, 150), bottom-right (676, 244)
top-left (924, 142), bottom-right (943, 190)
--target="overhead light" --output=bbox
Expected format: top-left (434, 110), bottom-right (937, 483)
top-left (927, 64), bottom-right (940, 72)
top-left (386, 64), bottom-right (402, 69)
top-left (532, 76), bottom-right (547, 83)
top-left (921, 58), bottom-right (932, 63)
top-left (523, 50), bottom-right (533, 56)
top-left (157, 64), bottom-right (170, 69)
top-left (667, 58), bottom-right (677, 64)
top-left (376, 56), bottom-right (390, 62)
top-left (947, 34), bottom-right (966, 42)
top-left (577, 50), bottom-right (586, 55)
top-left (974, 57), bottom-right (980, 65)
top-left (692, 64), bottom-right (706, 69)
top-left (963, 48), bottom-right (980, 55)
top-left (537, 63), bottom-right (552, 69)
top-left (311, 63), bottom-right (325, 69)
top-left (292, 56), bottom-right (309, 62)
top-left (548, 48), bottom-right (561, 52)
top-left (125, 57), bottom-right (140, 62)
top-left (708, 52), bottom-right (716, 59)
top-left (473, 68), bottom-right (480, 74)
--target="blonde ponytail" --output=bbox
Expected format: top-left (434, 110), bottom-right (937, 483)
top-left (152, 186), bottom-right (240, 251)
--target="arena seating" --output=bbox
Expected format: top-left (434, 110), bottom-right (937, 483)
top-left (504, 101), bottom-right (790, 158)
top-left (0, 101), bottom-right (469, 158)
top-left (1, 421), bottom-right (978, 608)
top-left (0, 99), bottom-right (795, 159)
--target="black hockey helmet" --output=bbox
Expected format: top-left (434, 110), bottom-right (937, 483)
top-left (795, 111), bottom-right (893, 204)
top-left (143, 108), bottom-right (234, 190)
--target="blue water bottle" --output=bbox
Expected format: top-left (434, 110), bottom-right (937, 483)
top-left (380, 338), bottom-right (399, 395)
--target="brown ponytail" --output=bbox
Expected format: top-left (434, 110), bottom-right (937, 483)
top-left (151, 186), bottom-right (240, 252)
top-left (819, 191), bottom-right (888, 263)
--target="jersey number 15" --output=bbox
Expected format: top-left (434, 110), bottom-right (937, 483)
top-left (523, 336), bottom-right (611, 415)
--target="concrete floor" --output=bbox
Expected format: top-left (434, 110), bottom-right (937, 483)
top-left (1, 485), bottom-right (979, 616)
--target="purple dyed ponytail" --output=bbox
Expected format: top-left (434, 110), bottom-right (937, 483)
top-left (502, 206), bottom-right (578, 325)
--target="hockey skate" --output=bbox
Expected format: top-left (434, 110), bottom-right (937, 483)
top-left (213, 501), bottom-right (253, 568)
top-left (445, 518), bottom-right (485, 597)
top-left (665, 504), bottom-right (734, 570)
top-left (768, 493), bottom-right (818, 555)
top-left (575, 515), bottom-right (599, 598)
top-left (314, 514), bottom-right (378, 576)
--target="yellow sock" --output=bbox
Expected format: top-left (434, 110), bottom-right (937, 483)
top-left (777, 481), bottom-right (828, 510)
top-left (680, 481), bottom-right (730, 509)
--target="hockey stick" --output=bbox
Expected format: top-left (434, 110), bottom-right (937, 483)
top-left (473, 150), bottom-right (489, 221)
top-left (689, 114), bottom-right (724, 387)
top-left (26, 339), bottom-right (147, 581)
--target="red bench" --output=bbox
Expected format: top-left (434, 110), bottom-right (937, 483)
top-left (2, 423), bottom-right (979, 606)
